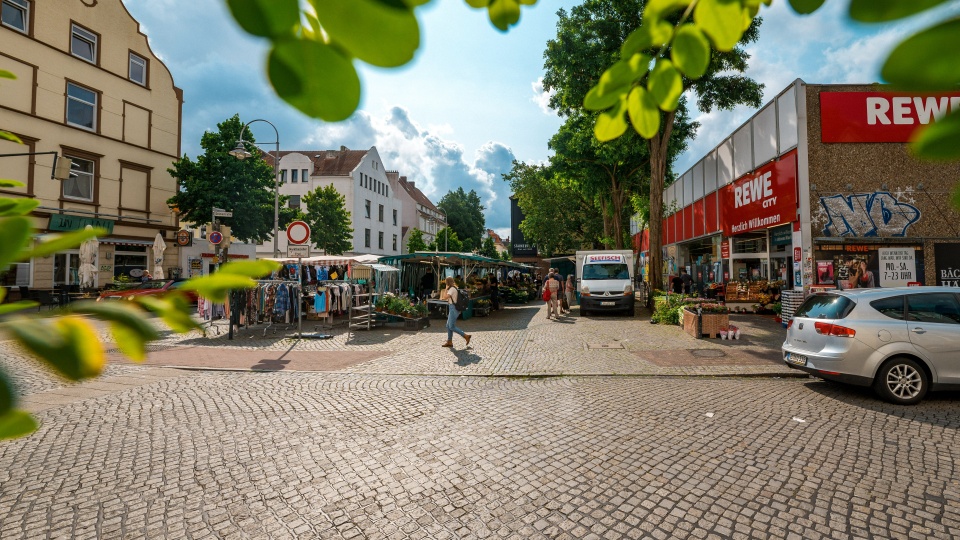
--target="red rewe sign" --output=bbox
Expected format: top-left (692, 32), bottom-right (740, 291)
top-left (720, 151), bottom-right (797, 236)
top-left (820, 91), bottom-right (960, 143)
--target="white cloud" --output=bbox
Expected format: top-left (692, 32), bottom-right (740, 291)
top-left (531, 77), bottom-right (555, 116)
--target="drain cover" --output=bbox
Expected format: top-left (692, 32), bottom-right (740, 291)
top-left (690, 349), bottom-right (726, 358)
top-left (588, 343), bottom-right (624, 349)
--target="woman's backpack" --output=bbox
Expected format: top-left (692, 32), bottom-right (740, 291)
top-left (453, 288), bottom-right (469, 311)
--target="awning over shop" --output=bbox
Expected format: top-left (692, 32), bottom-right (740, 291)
top-left (99, 238), bottom-right (156, 247)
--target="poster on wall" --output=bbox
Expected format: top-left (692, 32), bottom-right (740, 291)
top-left (816, 261), bottom-right (835, 284)
top-left (934, 243), bottom-right (960, 287)
top-left (877, 247), bottom-right (917, 287)
top-left (189, 258), bottom-right (203, 278)
top-left (815, 244), bottom-right (924, 288)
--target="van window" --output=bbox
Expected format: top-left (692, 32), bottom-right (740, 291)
top-left (583, 263), bottom-right (629, 280)
top-left (794, 294), bottom-right (854, 319)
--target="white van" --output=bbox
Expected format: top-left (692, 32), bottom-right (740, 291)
top-left (576, 250), bottom-right (635, 317)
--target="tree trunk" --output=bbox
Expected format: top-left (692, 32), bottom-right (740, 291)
top-left (646, 111), bottom-right (675, 303)
top-left (600, 197), bottom-right (611, 248)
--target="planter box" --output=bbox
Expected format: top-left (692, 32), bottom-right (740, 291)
top-left (683, 309), bottom-right (729, 339)
top-left (403, 317), bottom-right (430, 331)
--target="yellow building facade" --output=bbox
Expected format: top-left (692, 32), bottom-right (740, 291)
top-left (0, 0), bottom-right (182, 292)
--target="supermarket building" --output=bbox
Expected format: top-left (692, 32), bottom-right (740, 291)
top-left (656, 79), bottom-right (960, 295)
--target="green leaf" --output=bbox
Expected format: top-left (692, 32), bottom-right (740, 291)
top-left (594, 98), bottom-right (629, 142)
top-left (225, 0), bottom-right (300, 39)
top-left (178, 273), bottom-right (258, 303)
top-left (0, 216), bottom-right (31, 269)
top-left (911, 110), bottom-right (960, 160)
top-left (135, 296), bottom-right (203, 334)
top-left (644, 0), bottom-right (690, 19)
top-left (627, 86), bottom-right (662, 138)
top-left (881, 18), bottom-right (960, 89)
top-left (0, 131), bottom-right (22, 143)
top-left (0, 70), bottom-right (15, 79)
top-left (312, 0), bottom-right (420, 68)
top-left (23, 228), bottom-right (107, 260)
top-left (787, 0), bottom-right (825, 14)
top-left (464, 0), bottom-right (488, 7)
top-left (584, 84), bottom-right (627, 112)
top-left (488, 0), bottom-right (522, 31)
top-left (671, 24), bottom-right (711, 79)
top-left (70, 301), bottom-right (160, 362)
top-left (850, 0), bottom-right (947, 22)
top-left (0, 179), bottom-right (25, 188)
top-left (0, 410), bottom-right (37, 440)
top-left (0, 370), bottom-right (13, 415)
top-left (268, 38), bottom-right (361, 122)
top-left (621, 20), bottom-right (674, 57)
top-left (0, 197), bottom-right (39, 217)
top-left (694, 0), bottom-right (746, 51)
top-left (6, 316), bottom-right (105, 381)
top-left (217, 259), bottom-right (281, 278)
top-left (0, 301), bottom-right (38, 316)
top-left (585, 53), bottom-right (650, 110)
top-left (647, 59), bottom-right (683, 111)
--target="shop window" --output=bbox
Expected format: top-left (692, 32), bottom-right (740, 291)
top-left (62, 155), bottom-right (94, 202)
top-left (1, 0), bottom-right (29, 33)
top-left (129, 52), bottom-right (147, 85)
top-left (66, 82), bottom-right (97, 131)
top-left (0, 262), bottom-right (31, 287)
top-left (70, 23), bottom-right (97, 63)
top-left (733, 231), bottom-right (767, 254)
top-left (53, 252), bottom-right (81, 286)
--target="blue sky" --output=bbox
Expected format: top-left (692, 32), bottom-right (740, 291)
top-left (122, 0), bottom-right (948, 239)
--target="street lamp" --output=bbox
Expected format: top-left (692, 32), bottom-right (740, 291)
top-left (437, 208), bottom-right (448, 252)
top-left (230, 119), bottom-right (280, 258)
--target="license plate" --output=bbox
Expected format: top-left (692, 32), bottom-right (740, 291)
top-left (601, 301), bottom-right (615, 306)
top-left (786, 353), bottom-right (808, 366)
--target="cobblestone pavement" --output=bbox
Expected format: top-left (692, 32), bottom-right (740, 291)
top-left (3, 303), bottom-right (960, 538)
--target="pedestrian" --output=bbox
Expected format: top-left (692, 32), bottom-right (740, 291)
top-left (564, 274), bottom-right (576, 313)
top-left (680, 268), bottom-right (693, 294)
top-left (544, 269), bottom-right (562, 319)
top-left (141, 270), bottom-right (152, 283)
top-left (439, 276), bottom-right (471, 348)
top-left (671, 273), bottom-right (684, 294)
top-left (420, 268), bottom-right (435, 299)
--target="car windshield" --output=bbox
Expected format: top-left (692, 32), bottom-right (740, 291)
top-left (582, 263), bottom-right (629, 280)
top-left (795, 294), bottom-right (854, 319)
top-left (140, 280), bottom-right (167, 289)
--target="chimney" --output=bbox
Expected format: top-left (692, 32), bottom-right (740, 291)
top-left (340, 145), bottom-right (348, 152)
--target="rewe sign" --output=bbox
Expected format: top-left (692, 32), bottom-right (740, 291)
top-left (721, 151), bottom-right (798, 236)
top-left (820, 91), bottom-right (960, 143)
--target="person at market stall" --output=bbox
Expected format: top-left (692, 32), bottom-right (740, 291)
top-left (671, 274), bottom-right (684, 294)
top-left (564, 274), bottom-right (576, 313)
top-left (489, 275), bottom-right (501, 310)
top-left (420, 268), bottom-right (435, 299)
top-left (680, 268), bottom-right (693, 294)
top-left (439, 276), bottom-right (471, 348)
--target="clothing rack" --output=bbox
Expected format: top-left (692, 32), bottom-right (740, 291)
top-left (227, 279), bottom-right (302, 339)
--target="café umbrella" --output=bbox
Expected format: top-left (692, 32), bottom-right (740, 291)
top-left (78, 225), bottom-right (98, 289)
top-left (152, 232), bottom-right (166, 280)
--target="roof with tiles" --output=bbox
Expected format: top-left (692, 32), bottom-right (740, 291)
top-left (398, 176), bottom-right (439, 213)
top-left (263, 146), bottom-right (369, 176)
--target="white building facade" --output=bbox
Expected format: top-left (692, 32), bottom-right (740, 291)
top-left (394, 174), bottom-right (445, 254)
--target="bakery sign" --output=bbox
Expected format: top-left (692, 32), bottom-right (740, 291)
top-left (720, 151), bottom-right (798, 236)
top-left (820, 91), bottom-right (960, 143)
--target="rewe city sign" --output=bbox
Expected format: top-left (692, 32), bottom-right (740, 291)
top-left (720, 151), bottom-right (798, 236)
top-left (820, 91), bottom-right (960, 143)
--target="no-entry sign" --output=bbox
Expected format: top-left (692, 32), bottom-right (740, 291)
top-left (286, 221), bottom-right (310, 245)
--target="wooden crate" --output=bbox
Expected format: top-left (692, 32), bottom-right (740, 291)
top-left (682, 308), bottom-right (729, 338)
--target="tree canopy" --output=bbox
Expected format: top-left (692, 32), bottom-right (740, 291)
top-left (301, 184), bottom-right (353, 255)
top-left (437, 188), bottom-right (485, 249)
top-left (406, 228), bottom-right (427, 253)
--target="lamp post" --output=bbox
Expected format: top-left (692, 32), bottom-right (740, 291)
top-left (229, 119), bottom-right (280, 258)
top-left (437, 208), bottom-right (448, 252)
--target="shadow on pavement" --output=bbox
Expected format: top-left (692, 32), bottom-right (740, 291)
top-left (452, 348), bottom-right (481, 367)
top-left (803, 379), bottom-right (960, 427)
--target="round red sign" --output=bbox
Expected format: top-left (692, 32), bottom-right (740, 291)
top-left (286, 221), bottom-right (310, 245)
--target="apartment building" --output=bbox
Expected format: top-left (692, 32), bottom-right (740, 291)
top-left (394, 173), bottom-right (445, 254)
top-left (0, 0), bottom-right (182, 288)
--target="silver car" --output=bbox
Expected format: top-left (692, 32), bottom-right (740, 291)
top-left (782, 287), bottom-right (960, 404)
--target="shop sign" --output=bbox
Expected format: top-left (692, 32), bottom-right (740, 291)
top-left (877, 247), bottom-right (917, 287)
top-left (720, 241), bottom-right (730, 258)
top-left (820, 92), bottom-right (960, 143)
top-left (770, 225), bottom-right (792, 246)
top-left (48, 214), bottom-right (115, 235)
top-left (794, 247), bottom-right (802, 263)
top-left (934, 243), bottom-right (960, 287)
top-left (721, 151), bottom-right (797, 236)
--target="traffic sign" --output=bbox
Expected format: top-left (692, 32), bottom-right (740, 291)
top-left (287, 245), bottom-right (309, 258)
top-left (286, 221), bottom-right (311, 245)
top-left (213, 210), bottom-right (233, 218)
top-left (209, 231), bottom-right (223, 245)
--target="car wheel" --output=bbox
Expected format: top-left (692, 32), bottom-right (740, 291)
top-left (873, 357), bottom-right (929, 405)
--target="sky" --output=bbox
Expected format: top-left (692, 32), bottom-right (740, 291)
top-left (121, 0), bottom-right (953, 240)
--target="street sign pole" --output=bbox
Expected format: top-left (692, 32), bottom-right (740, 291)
top-left (298, 256), bottom-right (303, 338)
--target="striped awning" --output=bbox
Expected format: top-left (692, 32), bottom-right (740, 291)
top-left (100, 238), bottom-right (155, 247)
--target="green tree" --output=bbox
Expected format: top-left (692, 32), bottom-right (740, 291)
top-left (480, 236), bottom-right (498, 258)
top-left (406, 228), bottom-right (428, 253)
top-left (437, 188), bottom-right (485, 248)
top-left (429, 227), bottom-right (462, 253)
top-left (543, 0), bottom-right (762, 293)
top-left (302, 184), bottom-right (353, 255)
top-left (167, 115), bottom-right (298, 243)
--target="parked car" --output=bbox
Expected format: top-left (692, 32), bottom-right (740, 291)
top-left (782, 287), bottom-right (960, 404)
top-left (97, 279), bottom-right (197, 304)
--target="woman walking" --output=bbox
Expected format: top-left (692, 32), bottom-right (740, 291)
top-left (544, 269), bottom-right (562, 319)
top-left (439, 276), bottom-right (472, 348)
top-left (564, 274), bottom-right (576, 314)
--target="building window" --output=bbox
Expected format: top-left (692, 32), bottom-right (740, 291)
top-left (291, 169), bottom-right (298, 183)
top-left (288, 194), bottom-right (300, 208)
top-left (280, 169), bottom-right (286, 183)
top-left (302, 169), bottom-right (308, 182)
top-left (392, 234), bottom-right (397, 251)
top-left (378, 204), bottom-right (384, 222)
top-left (364, 229), bottom-right (371, 248)
top-left (70, 23), bottom-right (97, 64)
top-left (129, 52), bottom-right (147, 86)
top-left (62, 155), bottom-right (94, 202)
top-left (378, 231), bottom-right (384, 250)
top-left (393, 209), bottom-right (397, 226)
top-left (385, 186), bottom-right (389, 197)
top-left (66, 82), bottom-right (97, 131)
top-left (1, 0), bottom-right (29, 33)
top-left (365, 200), bottom-right (371, 218)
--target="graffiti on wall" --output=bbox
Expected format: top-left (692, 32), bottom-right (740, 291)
top-left (818, 191), bottom-right (920, 237)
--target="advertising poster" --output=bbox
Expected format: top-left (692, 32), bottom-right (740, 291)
top-left (815, 244), bottom-right (924, 289)
top-left (877, 247), bottom-right (917, 287)
top-left (934, 243), bottom-right (960, 287)
top-left (816, 260), bottom-right (835, 284)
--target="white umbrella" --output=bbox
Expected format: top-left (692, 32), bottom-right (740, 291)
top-left (78, 224), bottom-right (99, 289)
top-left (152, 232), bottom-right (167, 280)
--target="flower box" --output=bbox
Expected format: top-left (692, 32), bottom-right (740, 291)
top-left (683, 308), bottom-right (730, 339)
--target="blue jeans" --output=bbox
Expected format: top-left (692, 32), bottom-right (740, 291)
top-left (446, 305), bottom-right (466, 341)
